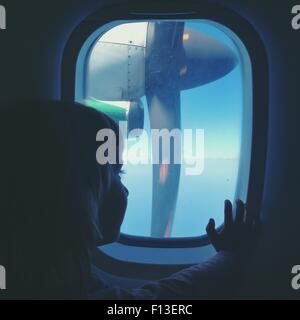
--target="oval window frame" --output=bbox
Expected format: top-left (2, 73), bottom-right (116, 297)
top-left (61, 1), bottom-right (268, 250)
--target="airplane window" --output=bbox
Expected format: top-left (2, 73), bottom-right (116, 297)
top-left (77, 20), bottom-right (252, 238)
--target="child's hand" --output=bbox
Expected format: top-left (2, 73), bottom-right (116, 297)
top-left (206, 200), bottom-right (259, 256)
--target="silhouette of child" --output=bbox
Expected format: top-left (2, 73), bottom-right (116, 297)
top-left (0, 100), bottom-right (257, 299)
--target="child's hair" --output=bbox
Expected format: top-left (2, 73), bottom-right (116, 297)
top-left (0, 100), bottom-right (120, 299)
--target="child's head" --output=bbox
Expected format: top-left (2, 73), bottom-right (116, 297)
top-left (0, 100), bottom-right (128, 299)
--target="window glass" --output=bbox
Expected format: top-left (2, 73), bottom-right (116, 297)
top-left (80, 20), bottom-right (250, 238)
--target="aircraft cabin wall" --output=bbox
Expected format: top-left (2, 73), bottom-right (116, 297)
top-left (0, 0), bottom-right (299, 299)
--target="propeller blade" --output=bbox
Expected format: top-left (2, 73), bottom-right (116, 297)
top-left (147, 91), bottom-right (181, 237)
top-left (146, 22), bottom-right (185, 237)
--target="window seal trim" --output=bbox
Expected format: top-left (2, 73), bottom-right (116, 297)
top-left (118, 233), bottom-right (211, 248)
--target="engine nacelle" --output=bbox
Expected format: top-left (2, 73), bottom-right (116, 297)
top-left (87, 22), bottom-right (148, 101)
